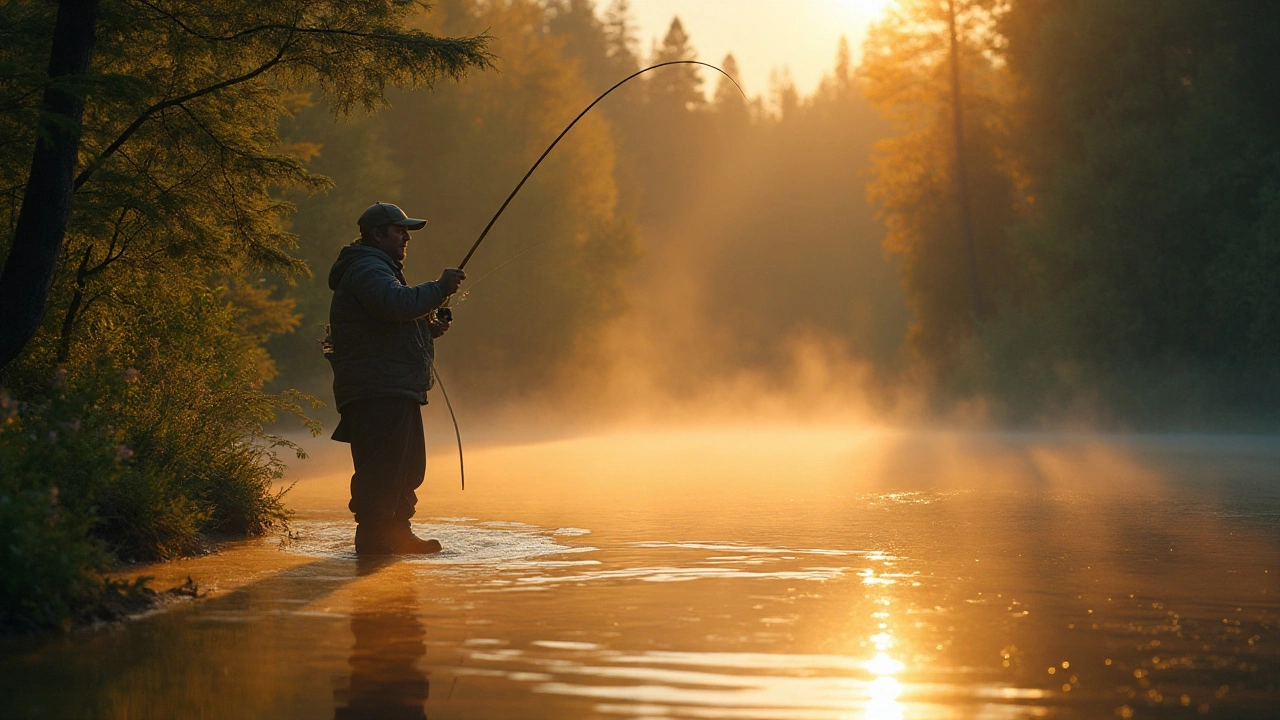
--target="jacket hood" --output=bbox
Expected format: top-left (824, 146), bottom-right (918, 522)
top-left (328, 242), bottom-right (396, 291)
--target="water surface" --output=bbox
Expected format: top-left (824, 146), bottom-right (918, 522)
top-left (3, 427), bottom-right (1278, 718)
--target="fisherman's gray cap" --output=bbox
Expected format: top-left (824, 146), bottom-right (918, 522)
top-left (357, 202), bottom-right (427, 231)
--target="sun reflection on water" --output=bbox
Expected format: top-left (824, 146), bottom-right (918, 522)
top-left (861, 593), bottom-right (906, 720)
top-left (866, 676), bottom-right (905, 720)
top-left (865, 651), bottom-right (905, 676)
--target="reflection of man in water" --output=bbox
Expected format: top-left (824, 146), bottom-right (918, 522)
top-left (326, 202), bottom-right (465, 555)
top-left (334, 561), bottom-right (430, 719)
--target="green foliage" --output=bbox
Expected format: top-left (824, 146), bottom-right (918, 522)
top-left (0, 379), bottom-right (119, 632)
top-left (864, 0), bottom-right (1280, 424)
top-left (987, 0), bottom-right (1280, 423)
top-left (861, 0), bottom-right (1025, 372)
top-left (74, 284), bottom-right (306, 559)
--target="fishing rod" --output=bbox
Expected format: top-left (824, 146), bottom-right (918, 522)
top-left (457, 60), bottom-right (745, 271)
top-left (435, 60), bottom-right (746, 490)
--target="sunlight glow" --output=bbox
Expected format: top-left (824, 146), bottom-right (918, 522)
top-left (870, 632), bottom-right (894, 650)
top-left (844, 0), bottom-right (895, 15)
top-left (865, 652), bottom-right (906, 676)
top-left (866, 676), bottom-right (906, 720)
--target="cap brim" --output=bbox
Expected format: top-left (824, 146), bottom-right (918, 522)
top-left (393, 218), bottom-right (427, 230)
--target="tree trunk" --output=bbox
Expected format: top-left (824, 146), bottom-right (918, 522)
top-left (0, 0), bottom-right (100, 370)
top-left (948, 0), bottom-right (983, 324)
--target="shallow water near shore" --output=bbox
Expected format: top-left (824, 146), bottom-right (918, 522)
top-left (2, 426), bottom-right (1278, 719)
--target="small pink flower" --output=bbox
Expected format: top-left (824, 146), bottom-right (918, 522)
top-left (122, 368), bottom-right (139, 383)
top-left (116, 444), bottom-right (134, 462)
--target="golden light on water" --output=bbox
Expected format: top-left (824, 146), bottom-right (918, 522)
top-left (863, 592), bottom-right (906, 719)
top-left (867, 676), bottom-right (906, 720)
top-left (865, 651), bottom-right (906, 676)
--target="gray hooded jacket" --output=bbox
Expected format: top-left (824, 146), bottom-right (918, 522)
top-left (326, 243), bottom-right (446, 411)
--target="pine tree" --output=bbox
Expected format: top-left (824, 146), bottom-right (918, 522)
top-left (768, 68), bottom-right (799, 120)
top-left (649, 17), bottom-right (704, 113)
top-left (603, 0), bottom-right (640, 77)
top-left (713, 53), bottom-right (748, 125)
top-left (833, 36), bottom-right (853, 93)
top-left (548, 0), bottom-right (614, 92)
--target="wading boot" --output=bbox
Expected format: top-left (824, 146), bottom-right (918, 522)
top-left (353, 522), bottom-right (395, 555)
top-left (386, 521), bottom-right (443, 554)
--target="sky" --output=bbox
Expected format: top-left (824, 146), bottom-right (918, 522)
top-left (627, 0), bottom-right (893, 98)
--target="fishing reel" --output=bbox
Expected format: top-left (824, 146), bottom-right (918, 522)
top-left (428, 307), bottom-right (453, 334)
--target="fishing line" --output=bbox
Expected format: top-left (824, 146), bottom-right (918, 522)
top-left (431, 364), bottom-right (465, 490)
top-left (448, 241), bottom-right (547, 308)
top-left (435, 60), bottom-right (745, 490)
top-left (427, 243), bottom-right (545, 491)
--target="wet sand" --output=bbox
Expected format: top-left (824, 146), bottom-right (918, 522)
top-left (2, 427), bottom-right (1277, 718)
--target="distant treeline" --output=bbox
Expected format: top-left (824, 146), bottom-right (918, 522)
top-left (864, 0), bottom-right (1280, 425)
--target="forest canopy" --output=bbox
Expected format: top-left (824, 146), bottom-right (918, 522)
top-left (863, 0), bottom-right (1280, 423)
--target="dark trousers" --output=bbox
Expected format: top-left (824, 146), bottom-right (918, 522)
top-left (332, 397), bottom-right (425, 525)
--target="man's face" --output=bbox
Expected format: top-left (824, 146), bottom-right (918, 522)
top-left (369, 224), bottom-right (412, 262)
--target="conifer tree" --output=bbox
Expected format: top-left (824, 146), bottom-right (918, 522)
top-left (603, 0), bottom-right (640, 77)
top-left (649, 17), bottom-right (704, 113)
top-left (833, 36), bottom-right (853, 91)
top-left (713, 53), bottom-right (748, 126)
top-left (769, 68), bottom-right (800, 120)
top-left (548, 0), bottom-right (614, 92)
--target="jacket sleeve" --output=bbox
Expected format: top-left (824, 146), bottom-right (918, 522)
top-left (345, 259), bottom-right (445, 322)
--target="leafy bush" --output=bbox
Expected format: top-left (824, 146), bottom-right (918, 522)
top-left (0, 283), bottom-right (317, 630)
top-left (0, 383), bottom-right (119, 632)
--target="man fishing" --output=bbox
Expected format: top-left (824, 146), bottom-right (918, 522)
top-left (325, 202), bottom-right (466, 555)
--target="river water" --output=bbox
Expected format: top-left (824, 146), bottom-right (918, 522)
top-left (3, 426), bottom-right (1278, 719)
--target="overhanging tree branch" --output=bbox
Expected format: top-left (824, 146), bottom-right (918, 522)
top-left (73, 39), bottom-right (295, 192)
top-left (1, 1), bottom-right (492, 372)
